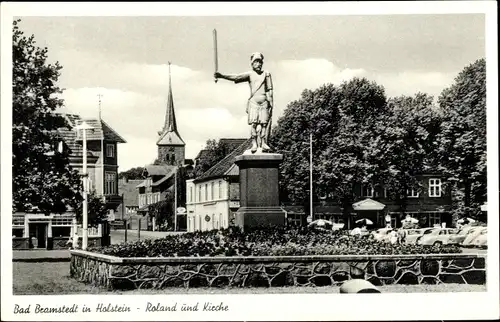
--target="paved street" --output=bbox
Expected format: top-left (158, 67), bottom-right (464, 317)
top-left (12, 229), bottom-right (186, 261)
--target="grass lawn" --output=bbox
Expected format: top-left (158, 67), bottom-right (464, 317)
top-left (13, 262), bottom-right (487, 295)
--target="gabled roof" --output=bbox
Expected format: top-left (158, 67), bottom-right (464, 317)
top-left (352, 198), bottom-right (386, 211)
top-left (194, 139), bottom-right (252, 182)
top-left (157, 130), bottom-right (185, 146)
top-left (56, 113), bottom-right (126, 158)
top-left (152, 171), bottom-right (175, 186)
top-left (63, 114), bottom-right (126, 143)
top-left (144, 164), bottom-right (176, 177)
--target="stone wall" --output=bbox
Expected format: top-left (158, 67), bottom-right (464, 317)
top-left (12, 238), bottom-right (29, 250)
top-left (70, 251), bottom-right (486, 290)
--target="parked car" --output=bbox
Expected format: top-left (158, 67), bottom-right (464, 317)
top-left (372, 228), bottom-right (393, 243)
top-left (461, 227), bottom-right (486, 247)
top-left (405, 227), bottom-right (436, 245)
top-left (417, 228), bottom-right (458, 246)
top-left (472, 228), bottom-right (487, 248)
top-left (448, 226), bottom-right (476, 245)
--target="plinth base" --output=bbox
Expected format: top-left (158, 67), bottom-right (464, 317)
top-left (235, 207), bottom-right (286, 231)
top-left (234, 153), bottom-right (286, 231)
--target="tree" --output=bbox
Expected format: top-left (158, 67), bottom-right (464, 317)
top-left (318, 78), bottom-right (388, 222)
top-left (271, 78), bottom-right (388, 223)
top-left (12, 19), bottom-right (83, 215)
top-left (436, 58), bottom-right (486, 221)
top-left (194, 139), bottom-right (230, 177)
top-left (370, 93), bottom-right (443, 216)
top-left (71, 192), bottom-right (108, 227)
top-left (118, 166), bottom-right (145, 180)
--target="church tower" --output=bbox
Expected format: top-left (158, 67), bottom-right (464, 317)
top-left (157, 62), bottom-right (185, 166)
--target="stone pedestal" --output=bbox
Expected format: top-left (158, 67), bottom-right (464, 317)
top-left (234, 153), bottom-right (286, 230)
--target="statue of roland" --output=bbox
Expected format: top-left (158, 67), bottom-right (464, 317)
top-left (215, 52), bottom-right (273, 154)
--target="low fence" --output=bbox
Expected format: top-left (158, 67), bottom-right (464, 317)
top-left (70, 250), bottom-right (486, 290)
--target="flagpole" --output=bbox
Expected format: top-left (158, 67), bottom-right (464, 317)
top-left (213, 29), bottom-right (218, 83)
top-left (310, 133), bottom-right (313, 222)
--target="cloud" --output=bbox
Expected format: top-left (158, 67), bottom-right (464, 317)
top-left (55, 51), bottom-right (455, 171)
top-left (373, 71), bottom-right (455, 99)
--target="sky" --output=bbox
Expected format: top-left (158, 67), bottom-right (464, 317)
top-left (16, 14), bottom-right (485, 172)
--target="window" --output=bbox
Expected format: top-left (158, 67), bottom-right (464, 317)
top-left (287, 213), bottom-right (302, 227)
top-left (218, 181), bottom-right (222, 200)
top-left (52, 227), bottom-right (71, 237)
top-left (13, 216), bottom-right (24, 227)
top-left (198, 186), bottom-right (202, 202)
top-left (205, 184), bottom-right (208, 201)
top-left (12, 228), bottom-right (24, 237)
top-left (53, 216), bottom-right (73, 226)
top-left (428, 179), bottom-right (442, 197)
top-left (429, 213), bottom-right (441, 226)
top-left (211, 182), bottom-right (214, 201)
top-left (361, 184), bottom-right (374, 198)
top-left (106, 144), bottom-right (115, 157)
top-left (189, 186), bottom-right (193, 203)
top-left (105, 172), bottom-right (117, 195)
top-left (407, 188), bottom-right (420, 198)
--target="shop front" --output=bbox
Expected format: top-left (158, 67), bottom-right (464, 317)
top-left (12, 212), bottom-right (105, 250)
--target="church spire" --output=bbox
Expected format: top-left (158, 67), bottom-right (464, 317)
top-left (157, 61), bottom-right (185, 146)
top-left (160, 61), bottom-right (178, 134)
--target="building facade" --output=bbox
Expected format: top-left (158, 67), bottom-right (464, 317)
top-left (12, 113), bottom-right (126, 249)
top-left (285, 173), bottom-right (453, 229)
top-left (186, 139), bottom-right (251, 232)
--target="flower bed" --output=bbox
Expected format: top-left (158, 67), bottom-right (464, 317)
top-left (88, 227), bottom-right (462, 258)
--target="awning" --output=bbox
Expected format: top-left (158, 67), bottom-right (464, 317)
top-left (352, 198), bottom-right (386, 211)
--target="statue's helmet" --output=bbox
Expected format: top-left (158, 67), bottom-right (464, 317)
top-left (250, 52), bottom-right (264, 63)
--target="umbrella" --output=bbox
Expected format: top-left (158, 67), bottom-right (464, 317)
top-left (308, 219), bottom-right (333, 227)
top-left (457, 218), bottom-right (476, 224)
top-left (401, 217), bottom-right (419, 224)
top-left (355, 218), bottom-right (374, 225)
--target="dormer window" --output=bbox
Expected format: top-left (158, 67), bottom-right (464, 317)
top-left (106, 144), bottom-right (115, 157)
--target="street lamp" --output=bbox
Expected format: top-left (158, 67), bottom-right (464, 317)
top-left (75, 121), bottom-right (93, 250)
